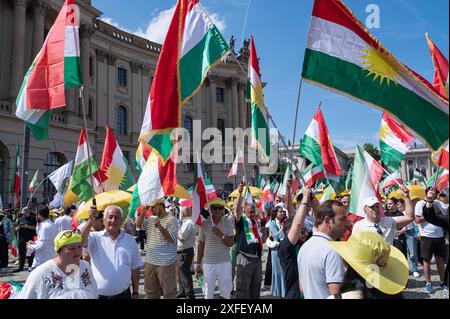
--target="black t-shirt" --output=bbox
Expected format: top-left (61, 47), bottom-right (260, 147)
top-left (17, 215), bottom-right (37, 242)
top-left (278, 236), bottom-right (301, 299)
top-left (235, 216), bottom-right (262, 257)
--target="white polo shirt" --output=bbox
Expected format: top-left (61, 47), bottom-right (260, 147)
top-left (297, 231), bottom-right (345, 299)
top-left (352, 217), bottom-right (397, 245)
top-left (87, 229), bottom-right (143, 296)
top-left (415, 200), bottom-right (444, 238)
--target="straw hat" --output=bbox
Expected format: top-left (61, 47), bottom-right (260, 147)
top-left (204, 198), bottom-right (231, 210)
top-left (328, 231), bottom-right (409, 295)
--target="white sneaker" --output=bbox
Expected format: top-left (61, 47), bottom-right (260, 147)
top-left (413, 271), bottom-right (420, 278)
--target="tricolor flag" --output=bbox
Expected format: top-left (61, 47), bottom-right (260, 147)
top-left (15, 0), bottom-right (82, 140)
top-left (95, 127), bottom-right (134, 192)
top-left (11, 144), bottom-right (21, 209)
top-left (319, 185), bottom-right (336, 204)
top-left (128, 149), bottom-right (177, 218)
top-left (228, 146), bottom-right (244, 177)
top-left (271, 179), bottom-right (280, 199)
top-left (139, 0), bottom-right (229, 145)
top-left (258, 176), bottom-right (267, 190)
top-left (249, 36), bottom-right (270, 162)
top-left (179, 178), bottom-right (217, 207)
top-left (412, 169), bottom-right (427, 186)
top-left (345, 164), bottom-right (353, 190)
top-left (426, 33), bottom-right (449, 98)
top-left (349, 146), bottom-right (384, 217)
top-left (192, 152), bottom-right (208, 226)
top-left (277, 164), bottom-right (292, 197)
top-left (28, 170), bottom-right (40, 193)
top-left (380, 113), bottom-right (415, 171)
top-left (427, 167), bottom-right (449, 192)
top-left (302, 0), bottom-right (448, 150)
top-left (134, 142), bottom-right (151, 175)
top-left (71, 129), bottom-right (99, 202)
top-left (258, 183), bottom-right (272, 211)
top-left (299, 106), bottom-right (342, 180)
top-left (432, 143), bottom-right (449, 171)
top-left (302, 163), bottom-right (325, 188)
top-left (381, 171), bottom-right (402, 190)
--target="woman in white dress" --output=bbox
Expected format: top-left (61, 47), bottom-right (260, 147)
top-left (19, 230), bottom-right (98, 299)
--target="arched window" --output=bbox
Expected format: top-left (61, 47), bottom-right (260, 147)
top-left (183, 115), bottom-right (193, 141)
top-left (217, 119), bottom-right (225, 142)
top-left (117, 106), bottom-right (127, 135)
top-left (43, 152), bottom-right (66, 202)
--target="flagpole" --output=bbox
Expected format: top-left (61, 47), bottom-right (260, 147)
top-left (290, 76), bottom-right (303, 166)
top-left (361, 148), bottom-right (403, 187)
top-left (27, 174), bottom-right (52, 207)
top-left (79, 86), bottom-right (99, 202)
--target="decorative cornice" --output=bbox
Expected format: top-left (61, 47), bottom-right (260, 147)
top-left (95, 48), bottom-right (107, 63)
top-left (80, 24), bottom-right (95, 40)
top-left (130, 62), bottom-right (141, 74)
top-left (107, 54), bottom-right (117, 66)
top-left (32, 0), bottom-right (48, 15)
top-left (14, 0), bottom-right (29, 8)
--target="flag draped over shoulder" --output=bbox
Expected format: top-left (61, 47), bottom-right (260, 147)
top-left (128, 149), bottom-right (177, 218)
top-left (349, 146), bottom-right (384, 217)
top-left (15, 0), bottom-right (82, 140)
top-left (139, 0), bottom-right (230, 146)
top-left (95, 127), bottom-right (134, 192)
top-left (71, 129), bottom-right (99, 202)
top-left (249, 36), bottom-right (270, 162)
top-left (302, 0), bottom-right (449, 150)
top-left (426, 33), bottom-right (449, 98)
top-left (380, 112), bottom-right (415, 171)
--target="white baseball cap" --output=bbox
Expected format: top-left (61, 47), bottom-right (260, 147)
top-left (362, 196), bottom-right (380, 208)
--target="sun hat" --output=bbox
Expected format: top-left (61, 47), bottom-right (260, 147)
top-left (147, 198), bottom-right (166, 208)
top-left (204, 198), bottom-right (231, 210)
top-left (328, 231), bottom-right (409, 295)
top-left (54, 230), bottom-right (82, 252)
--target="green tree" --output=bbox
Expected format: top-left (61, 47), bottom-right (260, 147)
top-left (363, 143), bottom-right (381, 161)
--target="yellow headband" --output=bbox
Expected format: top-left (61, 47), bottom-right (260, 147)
top-left (54, 230), bottom-right (82, 252)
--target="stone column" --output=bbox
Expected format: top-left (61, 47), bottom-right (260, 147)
top-left (32, 1), bottom-right (48, 56)
top-left (209, 74), bottom-right (217, 129)
top-left (231, 78), bottom-right (239, 129)
top-left (238, 82), bottom-right (246, 129)
top-left (10, 0), bottom-right (29, 100)
top-left (204, 79), bottom-right (212, 129)
top-left (80, 24), bottom-right (94, 118)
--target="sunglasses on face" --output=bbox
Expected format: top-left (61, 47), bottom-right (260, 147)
top-left (60, 230), bottom-right (76, 239)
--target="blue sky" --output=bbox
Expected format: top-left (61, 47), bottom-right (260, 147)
top-left (91, 0), bottom-right (449, 151)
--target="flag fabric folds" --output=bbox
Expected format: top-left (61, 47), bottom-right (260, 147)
top-left (426, 33), bottom-right (449, 98)
top-left (302, 163), bottom-right (325, 188)
top-left (380, 112), bottom-right (415, 171)
top-left (95, 127), bottom-right (134, 192)
top-left (15, 0), bottom-right (82, 140)
top-left (228, 146), bottom-right (244, 177)
top-left (49, 161), bottom-right (74, 207)
top-left (381, 171), bottom-right (402, 190)
top-left (249, 36), bottom-right (270, 162)
top-left (349, 146), bottom-right (384, 217)
top-left (192, 152), bottom-right (208, 226)
top-left (11, 144), bottom-right (21, 209)
top-left (139, 0), bottom-right (229, 145)
top-left (302, 0), bottom-right (448, 150)
top-left (28, 170), bottom-right (40, 193)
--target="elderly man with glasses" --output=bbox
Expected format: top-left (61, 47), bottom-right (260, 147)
top-left (195, 198), bottom-right (235, 299)
top-left (352, 185), bottom-right (414, 246)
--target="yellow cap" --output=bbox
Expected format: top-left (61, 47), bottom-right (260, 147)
top-left (204, 198), bottom-right (231, 210)
top-left (328, 231), bottom-right (409, 295)
top-left (54, 230), bottom-right (82, 252)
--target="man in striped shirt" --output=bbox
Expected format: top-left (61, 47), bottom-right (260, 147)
top-left (195, 198), bottom-right (235, 299)
top-left (136, 198), bottom-right (179, 299)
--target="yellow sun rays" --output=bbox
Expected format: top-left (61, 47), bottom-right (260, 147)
top-left (106, 165), bottom-right (124, 187)
top-left (360, 47), bottom-right (400, 86)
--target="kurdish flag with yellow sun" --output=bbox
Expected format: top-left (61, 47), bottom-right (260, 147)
top-left (249, 36), bottom-right (270, 162)
top-left (302, 0), bottom-right (449, 150)
top-left (95, 127), bottom-right (134, 192)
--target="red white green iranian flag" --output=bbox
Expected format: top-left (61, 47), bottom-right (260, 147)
top-left (71, 129), bottom-right (99, 202)
top-left (192, 152), bottom-right (208, 226)
top-left (299, 106), bottom-right (342, 178)
top-left (15, 0), bottom-right (82, 140)
top-left (426, 33), bottom-right (449, 98)
top-left (94, 127), bottom-right (134, 192)
top-left (426, 167), bottom-right (449, 192)
top-left (249, 36), bottom-right (270, 162)
top-left (381, 171), bottom-right (402, 190)
top-left (432, 143), bottom-right (449, 171)
top-left (128, 149), bottom-right (177, 218)
top-left (380, 112), bottom-right (415, 171)
top-left (28, 170), bottom-right (40, 193)
top-left (349, 146), bottom-right (384, 217)
top-left (139, 0), bottom-right (229, 145)
top-left (228, 146), bottom-right (244, 177)
top-left (302, 163), bottom-right (325, 188)
top-left (302, 0), bottom-right (449, 150)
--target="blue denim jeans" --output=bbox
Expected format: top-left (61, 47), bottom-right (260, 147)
top-left (405, 228), bottom-right (419, 273)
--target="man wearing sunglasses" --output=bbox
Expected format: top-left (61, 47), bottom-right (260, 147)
top-left (352, 185), bottom-right (414, 246)
top-left (195, 198), bottom-right (235, 299)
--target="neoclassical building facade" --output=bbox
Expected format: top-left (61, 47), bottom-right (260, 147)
top-left (0, 0), bottom-right (258, 204)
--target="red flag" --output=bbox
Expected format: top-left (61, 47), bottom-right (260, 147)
top-left (426, 33), bottom-right (449, 98)
top-left (316, 106), bottom-right (342, 177)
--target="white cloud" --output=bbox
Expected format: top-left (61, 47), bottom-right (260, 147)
top-left (133, 6), bottom-right (226, 44)
top-left (100, 17), bottom-right (132, 33)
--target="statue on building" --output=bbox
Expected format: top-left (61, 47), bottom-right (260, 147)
top-left (240, 38), bottom-right (250, 57)
top-left (229, 35), bottom-right (236, 54)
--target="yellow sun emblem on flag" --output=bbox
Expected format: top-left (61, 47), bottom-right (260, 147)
top-left (361, 47), bottom-right (400, 86)
top-left (106, 165), bottom-right (124, 187)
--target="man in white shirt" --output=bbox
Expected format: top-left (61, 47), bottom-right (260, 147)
top-left (27, 207), bottom-right (58, 270)
top-left (81, 205), bottom-right (143, 299)
top-left (54, 207), bottom-right (74, 233)
top-left (352, 185), bottom-right (414, 245)
top-left (177, 207), bottom-right (196, 299)
top-left (415, 188), bottom-right (447, 294)
top-left (297, 200), bottom-right (350, 299)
